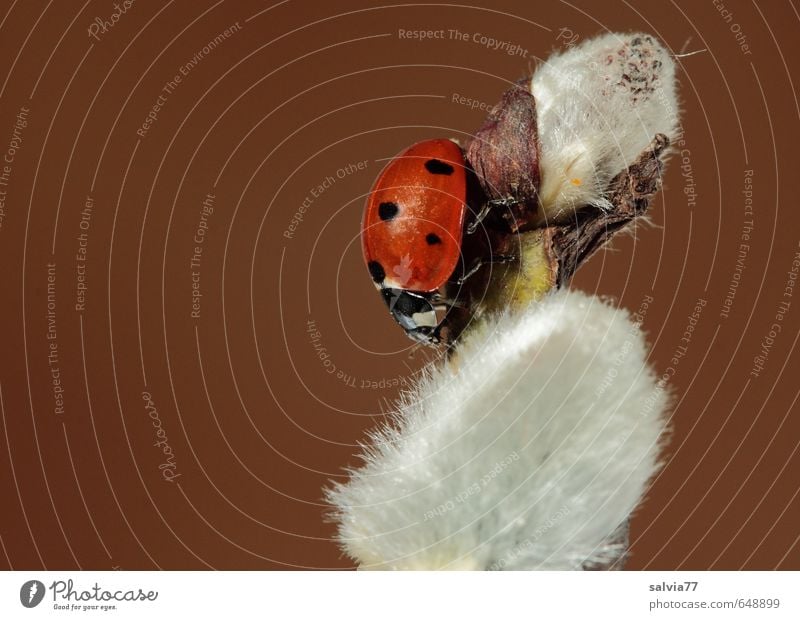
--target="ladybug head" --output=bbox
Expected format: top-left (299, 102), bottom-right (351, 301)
top-left (380, 288), bottom-right (441, 346)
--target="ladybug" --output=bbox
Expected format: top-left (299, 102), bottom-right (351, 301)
top-left (360, 84), bottom-right (548, 346)
top-left (361, 139), bottom-right (474, 345)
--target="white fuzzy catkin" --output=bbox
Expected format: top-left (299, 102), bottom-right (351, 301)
top-left (532, 32), bottom-right (679, 222)
top-left (327, 290), bottom-right (669, 570)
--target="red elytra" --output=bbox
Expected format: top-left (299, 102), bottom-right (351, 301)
top-left (361, 139), bottom-right (467, 293)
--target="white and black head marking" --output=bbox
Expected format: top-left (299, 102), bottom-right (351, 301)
top-left (367, 259), bottom-right (441, 345)
top-left (381, 287), bottom-right (440, 345)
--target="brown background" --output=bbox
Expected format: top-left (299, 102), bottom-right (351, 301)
top-left (0, 0), bottom-right (797, 570)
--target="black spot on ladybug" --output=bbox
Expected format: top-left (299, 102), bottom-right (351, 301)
top-left (425, 233), bottom-right (442, 245)
top-left (378, 201), bottom-right (399, 221)
top-left (367, 260), bottom-right (385, 283)
top-left (424, 159), bottom-right (454, 175)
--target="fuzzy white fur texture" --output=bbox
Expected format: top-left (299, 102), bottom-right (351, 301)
top-left (532, 32), bottom-right (679, 222)
top-left (327, 290), bottom-right (669, 570)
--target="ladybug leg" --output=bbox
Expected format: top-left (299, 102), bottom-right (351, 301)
top-left (455, 254), bottom-right (517, 285)
top-left (430, 292), bottom-right (467, 309)
top-left (466, 197), bottom-right (518, 234)
top-left (466, 202), bottom-right (493, 234)
top-left (456, 261), bottom-right (484, 284)
top-left (433, 301), bottom-right (465, 311)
